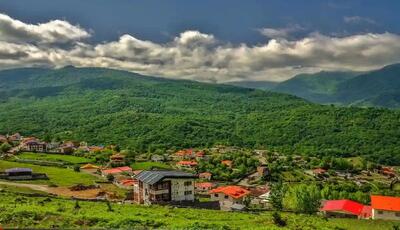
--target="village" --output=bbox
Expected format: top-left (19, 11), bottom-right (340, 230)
top-left (1, 132), bottom-right (400, 222)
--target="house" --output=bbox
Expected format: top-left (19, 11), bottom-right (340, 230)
top-left (195, 151), bottom-right (205, 160)
top-left (58, 141), bottom-right (77, 154)
top-left (313, 168), bottom-right (327, 176)
top-left (110, 153), bottom-right (125, 164)
top-left (176, 161), bottom-right (198, 169)
top-left (257, 165), bottom-right (270, 178)
top-left (80, 164), bottom-right (100, 173)
top-left (199, 172), bottom-right (212, 180)
top-left (5, 168), bottom-right (33, 180)
top-left (249, 186), bottom-right (270, 207)
top-left (195, 182), bottom-right (215, 192)
top-left (21, 139), bottom-right (47, 152)
top-left (102, 166), bottom-right (133, 177)
top-left (321, 199), bottom-right (371, 219)
top-left (8, 133), bottom-right (22, 143)
top-left (210, 185), bottom-right (250, 211)
top-left (151, 154), bottom-right (165, 162)
top-left (174, 149), bottom-right (195, 160)
top-left (371, 195), bottom-right (400, 220)
top-left (89, 146), bottom-right (104, 153)
top-left (117, 178), bottom-right (137, 189)
top-left (133, 170), bottom-right (197, 205)
top-left (221, 160), bottom-right (233, 168)
top-left (381, 167), bottom-right (396, 177)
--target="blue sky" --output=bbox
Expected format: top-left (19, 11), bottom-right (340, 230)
top-left (0, 0), bottom-right (399, 82)
top-left (1, 0), bottom-right (398, 44)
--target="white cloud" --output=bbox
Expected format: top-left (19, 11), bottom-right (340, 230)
top-left (0, 13), bottom-right (400, 82)
top-left (257, 25), bottom-right (304, 39)
top-left (0, 13), bottom-right (90, 44)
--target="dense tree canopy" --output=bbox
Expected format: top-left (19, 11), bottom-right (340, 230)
top-left (0, 67), bottom-right (400, 164)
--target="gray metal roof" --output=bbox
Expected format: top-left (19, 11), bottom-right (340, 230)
top-left (5, 168), bottom-right (33, 173)
top-left (135, 170), bottom-right (196, 185)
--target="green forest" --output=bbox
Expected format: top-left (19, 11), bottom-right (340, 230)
top-left (1, 67), bottom-right (400, 164)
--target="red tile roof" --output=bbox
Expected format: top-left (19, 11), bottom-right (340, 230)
top-left (321, 200), bottom-right (368, 216)
top-left (120, 179), bottom-right (137, 186)
top-left (177, 161), bottom-right (198, 166)
top-left (371, 195), bottom-right (400, 211)
top-left (210, 186), bottom-right (250, 199)
top-left (102, 166), bottom-right (132, 175)
top-left (175, 149), bottom-right (194, 156)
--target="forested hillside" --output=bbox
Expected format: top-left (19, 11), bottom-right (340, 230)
top-left (0, 67), bottom-right (400, 164)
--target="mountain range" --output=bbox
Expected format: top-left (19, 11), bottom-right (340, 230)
top-left (0, 66), bottom-right (400, 164)
top-left (229, 63), bottom-right (400, 108)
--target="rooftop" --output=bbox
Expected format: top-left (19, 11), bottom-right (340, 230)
top-left (210, 185), bottom-right (250, 199)
top-left (135, 170), bottom-right (196, 185)
top-left (321, 199), bottom-right (367, 216)
top-left (5, 168), bottom-right (33, 174)
top-left (371, 195), bottom-right (400, 211)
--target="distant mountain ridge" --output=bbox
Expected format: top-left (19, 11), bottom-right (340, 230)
top-left (1, 66), bottom-right (400, 165)
top-left (227, 63), bottom-right (400, 108)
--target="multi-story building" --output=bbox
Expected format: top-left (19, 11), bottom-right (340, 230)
top-left (134, 170), bottom-right (196, 205)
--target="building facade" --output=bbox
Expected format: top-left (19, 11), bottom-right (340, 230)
top-left (371, 195), bottom-right (400, 220)
top-left (134, 170), bottom-right (196, 205)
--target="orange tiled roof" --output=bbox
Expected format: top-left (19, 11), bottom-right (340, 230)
top-left (371, 195), bottom-right (400, 211)
top-left (175, 149), bottom-right (194, 156)
top-left (80, 164), bottom-right (99, 169)
top-left (210, 185), bottom-right (250, 199)
top-left (102, 166), bottom-right (132, 175)
top-left (199, 172), bottom-right (212, 177)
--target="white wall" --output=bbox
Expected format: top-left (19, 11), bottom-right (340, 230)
top-left (372, 209), bottom-right (400, 220)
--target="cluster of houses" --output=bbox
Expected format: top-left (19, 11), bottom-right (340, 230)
top-left (0, 133), bottom-right (106, 154)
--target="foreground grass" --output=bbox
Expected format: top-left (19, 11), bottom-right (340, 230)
top-left (131, 161), bottom-right (172, 170)
top-left (18, 152), bottom-right (93, 164)
top-left (0, 160), bottom-right (98, 186)
top-left (0, 191), bottom-right (397, 229)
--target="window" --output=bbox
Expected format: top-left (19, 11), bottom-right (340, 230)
top-left (378, 211), bottom-right (383, 215)
top-left (184, 191), bottom-right (192, 195)
top-left (214, 194), bottom-right (218, 197)
top-left (224, 195), bottom-right (229, 199)
top-left (395, 212), bottom-right (400, 217)
top-left (184, 181), bottom-right (192, 186)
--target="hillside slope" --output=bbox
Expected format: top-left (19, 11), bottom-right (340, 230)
top-left (335, 63), bottom-right (400, 107)
top-left (273, 71), bottom-right (359, 103)
top-left (0, 67), bottom-right (400, 164)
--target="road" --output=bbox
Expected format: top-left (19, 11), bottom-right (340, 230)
top-left (0, 180), bottom-right (51, 192)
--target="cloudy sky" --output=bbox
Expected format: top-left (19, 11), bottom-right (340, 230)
top-left (1, 0), bottom-right (400, 82)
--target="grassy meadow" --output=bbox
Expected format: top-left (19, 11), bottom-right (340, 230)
top-left (0, 190), bottom-right (397, 229)
top-left (0, 160), bottom-right (98, 186)
top-left (17, 152), bottom-right (93, 164)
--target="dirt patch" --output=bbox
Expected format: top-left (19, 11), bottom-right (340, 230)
top-left (48, 187), bottom-right (102, 199)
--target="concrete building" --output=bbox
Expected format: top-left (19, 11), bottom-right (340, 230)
top-left (371, 195), bottom-right (400, 220)
top-left (210, 185), bottom-right (250, 211)
top-left (134, 170), bottom-right (197, 205)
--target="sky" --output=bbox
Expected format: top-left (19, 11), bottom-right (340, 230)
top-left (0, 0), bottom-right (400, 82)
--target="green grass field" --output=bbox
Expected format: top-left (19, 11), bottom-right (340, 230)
top-left (131, 161), bottom-right (172, 170)
top-left (17, 152), bottom-right (93, 164)
top-left (0, 160), bottom-right (99, 186)
top-left (0, 190), bottom-right (397, 229)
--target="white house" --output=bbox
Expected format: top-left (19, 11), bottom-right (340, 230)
top-left (371, 195), bottom-right (400, 220)
top-left (210, 185), bottom-right (250, 211)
